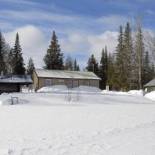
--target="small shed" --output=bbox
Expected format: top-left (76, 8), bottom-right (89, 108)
top-left (33, 69), bottom-right (101, 91)
top-left (144, 78), bottom-right (155, 92)
top-left (0, 75), bottom-right (33, 93)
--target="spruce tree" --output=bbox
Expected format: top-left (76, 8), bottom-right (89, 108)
top-left (65, 56), bottom-right (73, 71)
top-left (99, 46), bottom-right (108, 89)
top-left (44, 31), bottom-right (63, 70)
top-left (76, 65), bottom-right (80, 71)
top-left (12, 33), bottom-right (25, 75)
top-left (107, 53), bottom-right (119, 90)
top-left (0, 32), bottom-right (7, 75)
top-left (150, 64), bottom-right (155, 78)
top-left (74, 59), bottom-right (80, 71)
top-left (115, 25), bottom-right (125, 90)
top-left (86, 54), bottom-right (99, 75)
top-left (123, 22), bottom-right (133, 90)
top-left (8, 48), bottom-right (14, 73)
top-left (143, 51), bottom-right (153, 85)
top-left (115, 23), bottom-right (135, 90)
top-left (27, 57), bottom-right (35, 76)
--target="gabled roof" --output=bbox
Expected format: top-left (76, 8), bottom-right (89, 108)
top-left (35, 69), bottom-right (100, 80)
top-left (144, 78), bottom-right (155, 87)
top-left (0, 75), bottom-right (32, 84)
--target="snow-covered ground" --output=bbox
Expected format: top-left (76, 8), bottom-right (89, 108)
top-left (0, 90), bottom-right (155, 155)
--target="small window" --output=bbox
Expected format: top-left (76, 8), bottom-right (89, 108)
top-left (58, 79), bottom-right (64, 83)
top-left (44, 79), bottom-right (52, 86)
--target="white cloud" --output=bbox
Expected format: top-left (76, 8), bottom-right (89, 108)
top-left (60, 33), bottom-right (89, 53)
top-left (88, 31), bottom-right (118, 59)
top-left (4, 25), bottom-right (48, 68)
top-left (61, 31), bottom-right (118, 59)
top-left (0, 10), bottom-right (81, 23)
top-left (0, 9), bottom-right (129, 32)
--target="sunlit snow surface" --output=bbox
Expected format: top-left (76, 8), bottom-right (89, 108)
top-left (0, 91), bottom-right (155, 155)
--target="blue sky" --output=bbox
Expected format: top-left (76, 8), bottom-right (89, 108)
top-left (0, 0), bottom-right (155, 68)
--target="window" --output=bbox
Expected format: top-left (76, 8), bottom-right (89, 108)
top-left (58, 79), bottom-right (64, 83)
top-left (44, 79), bottom-right (52, 86)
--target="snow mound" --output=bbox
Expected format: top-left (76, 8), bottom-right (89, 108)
top-left (102, 90), bottom-right (144, 96)
top-left (102, 90), bottom-right (129, 95)
top-left (37, 85), bottom-right (68, 93)
top-left (145, 91), bottom-right (155, 101)
top-left (73, 86), bottom-right (101, 93)
top-left (128, 90), bottom-right (144, 96)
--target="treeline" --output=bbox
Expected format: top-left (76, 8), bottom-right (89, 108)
top-left (0, 32), bottom-right (35, 76)
top-left (1, 21), bottom-right (155, 90)
top-left (86, 22), bottom-right (155, 90)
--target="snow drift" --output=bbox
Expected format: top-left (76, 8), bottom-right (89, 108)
top-left (37, 85), bottom-right (101, 93)
top-left (37, 85), bottom-right (68, 93)
top-left (145, 91), bottom-right (155, 101)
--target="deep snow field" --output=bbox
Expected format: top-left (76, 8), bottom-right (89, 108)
top-left (0, 90), bottom-right (155, 155)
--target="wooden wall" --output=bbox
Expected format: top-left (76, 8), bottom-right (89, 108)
top-left (33, 76), bottom-right (99, 90)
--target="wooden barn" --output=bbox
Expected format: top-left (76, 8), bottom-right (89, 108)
top-left (0, 75), bottom-right (32, 93)
top-left (33, 69), bottom-right (100, 91)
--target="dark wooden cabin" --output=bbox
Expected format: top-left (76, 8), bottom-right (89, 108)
top-left (0, 75), bottom-right (32, 93)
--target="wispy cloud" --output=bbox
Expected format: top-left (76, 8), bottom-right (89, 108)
top-left (0, 9), bottom-right (129, 33)
top-left (0, 0), bottom-right (39, 5)
top-left (0, 10), bottom-right (79, 23)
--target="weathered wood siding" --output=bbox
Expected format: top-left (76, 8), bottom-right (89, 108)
top-left (34, 77), bottom-right (100, 90)
top-left (33, 71), bottom-right (39, 91)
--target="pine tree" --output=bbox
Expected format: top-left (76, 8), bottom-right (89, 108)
top-left (99, 46), bottom-right (108, 89)
top-left (123, 22), bottom-right (133, 90)
top-left (115, 23), bottom-right (135, 90)
top-left (115, 25), bottom-right (125, 90)
top-left (135, 21), bottom-right (145, 89)
top-left (0, 32), bottom-right (7, 75)
top-left (74, 59), bottom-right (80, 71)
top-left (150, 64), bottom-right (155, 78)
top-left (86, 54), bottom-right (99, 75)
top-left (65, 56), bottom-right (73, 71)
top-left (12, 33), bottom-right (25, 75)
top-left (107, 53), bottom-right (119, 90)
top-left (27, 57), bottom-right (35, 76)
top-left (44, 31), bottom-right (63, 70)
top-left (143, 51), bottom-right (153, 85)
top-left (76, 65), bottom-right (80, 71)
top-left (7, 48), bottom-right (14, 73)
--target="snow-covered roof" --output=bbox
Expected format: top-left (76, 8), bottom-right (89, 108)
top-left (0, 75), bottom-right (32, 84)
top-left (35, 69), bottom-right (100, 80)
top-left (144, 78), bottom-right (155, 87)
